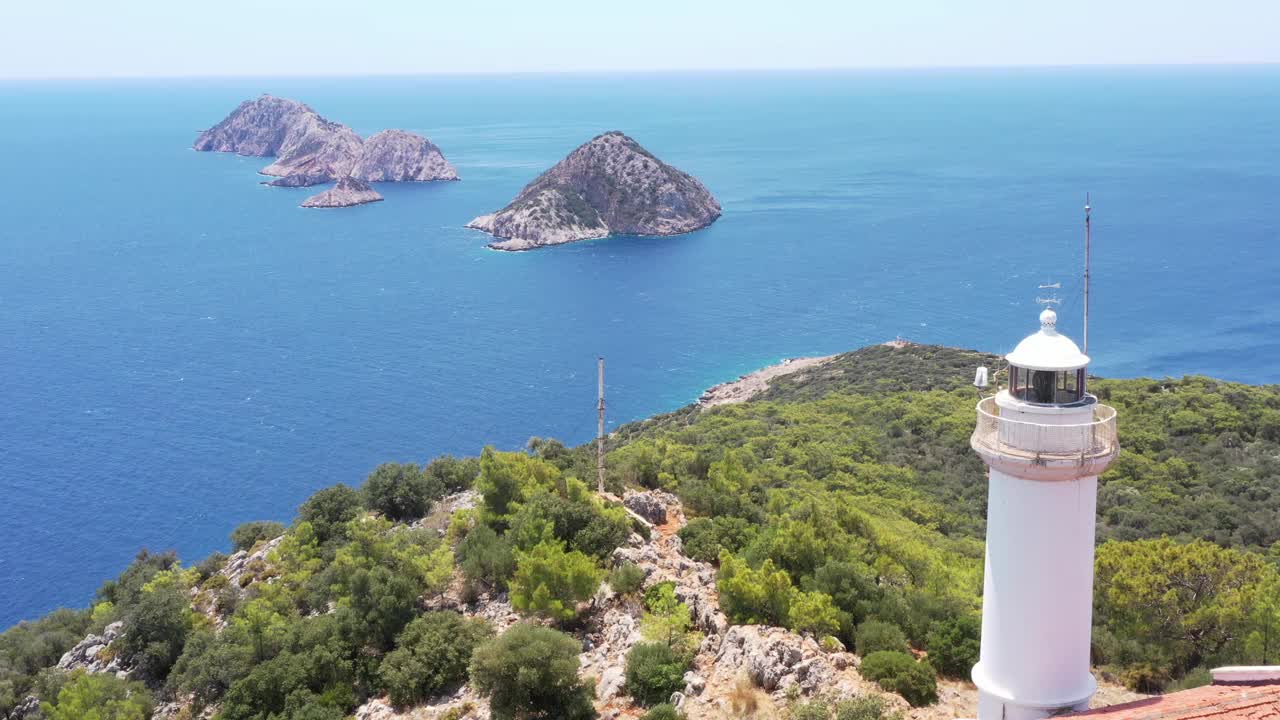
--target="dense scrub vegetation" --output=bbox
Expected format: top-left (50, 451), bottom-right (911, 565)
top-left (1, 343), bottom-right (1278, 718)
top-left (610, 345), bottom-right (1280, 691)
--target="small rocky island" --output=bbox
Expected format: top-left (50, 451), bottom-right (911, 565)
top-left (300, 175), bottom-right (383, 208)
top-left (193, 95), bottom-right (457, 206)
top-left (467, 131), bottom-right (721, 251)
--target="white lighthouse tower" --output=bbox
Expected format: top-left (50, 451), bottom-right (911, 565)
top-left (969, 307), bottom-right (1120, 720)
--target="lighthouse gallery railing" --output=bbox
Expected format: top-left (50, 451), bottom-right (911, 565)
top-left (971, 396), bottom-right (1118, 464)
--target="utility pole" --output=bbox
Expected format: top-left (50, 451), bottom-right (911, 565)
top-left (1084, 193), bottom-right (1092, 355)
top-left (597, 357), bottom-right (606, 494)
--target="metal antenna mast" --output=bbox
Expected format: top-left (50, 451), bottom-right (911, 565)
top-left (1084, 193), bottom-right (1092, 354)
top-left (596, 357), bottom-right (606, 494)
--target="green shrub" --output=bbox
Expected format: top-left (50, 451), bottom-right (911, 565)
top-left (426, 455), bottom-right (481, 493)
top-left (789, 591), bottom-right (842, 637)
top-left (0, 609), bottom-right (91, 716)
top-left (642, 703), bottom-right (684, 720)
top-left (855, 620), bottom-right (908, 656)
top-left (925, 615), bottom-right (980, 678)
top-left (469, 624), bottom-right (596, 720)
top-left (638, 584), bottom-right (701, 661)
top-left (609, 562), bottom-right (646, 595)
top-left (297, 484), bottom-right (364, 543)
top-left (716, 553), bottom-right (793, 627)
top-left (40, 670), bottom-right (153, 720)
top-left (96, 549), bottom-right (179, 610)
top-left (230, 521), bottom-right (286, 552)
top-left (791, 698), bottom-right (832, 720)
top-left (195, 552), bottom-right (229, 581)
top-left (678, 516), bottom-right (756, 564)
top-left (506, 491), bottom-right (629, 559)
top-left (1118, 663), bottom-right (1172, 693)
top-left (834, 695), bottom-right (901, 720)
top-left (644, 582), bottom-right (678, 612)
top-left (340, 566), bottom-right (419, 651)
top-left (509, 541), bottom-right (602, 622)
top-left (362, 463), bottom-right (443, 521)
top-left (457, 524), bottom-right (516, 591)
top-left (380, 612), bottom-right (492, 708)
top-left (859, 651), bottom-right (937, 707)
top-left (1164, 666), bottom-right (1213, 693)
top-left (167, 629), bottom-right (253, 710)
top-left (217, 615), bottom-right (357, 720)
top-left (624, 642), bottom-right (687, 706)
top-left (119, 584), bottom-right (190, 683)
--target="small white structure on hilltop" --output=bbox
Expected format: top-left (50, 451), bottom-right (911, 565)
top-left (969, 307), bottom-right (1120, 720)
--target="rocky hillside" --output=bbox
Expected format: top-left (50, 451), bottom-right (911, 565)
top-left (193, 95), bottom-right (458, 200)
top-left (301, 175), bottom-right (384, 208)
top-left (352, 130), bottom-right (460, 182)
top-left (467, 131), bottom-right (721, 251)
top-left (34, 487), bottom-right (1140, 720)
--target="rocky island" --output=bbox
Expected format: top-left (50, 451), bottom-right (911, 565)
top-left (351, 129), bottom-right (459, 182)
top-left (467, 131), bottom-right (721, 251)
top-left (300, 175), bottom-right (384, 208)
top-left (193, 95), bottom-right (458, 203)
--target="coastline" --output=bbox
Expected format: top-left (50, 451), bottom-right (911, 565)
top-left (697, 355), bottom-right (837, 407)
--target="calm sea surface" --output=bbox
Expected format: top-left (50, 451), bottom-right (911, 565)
top-left (1, 68), bottom-right (1278, 627)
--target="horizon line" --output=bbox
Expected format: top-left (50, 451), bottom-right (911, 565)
top-left (2, 60), bottom-right (1278, 83)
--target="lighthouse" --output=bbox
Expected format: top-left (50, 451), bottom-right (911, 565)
top-left (969, 307), bottom-right (1120, 720)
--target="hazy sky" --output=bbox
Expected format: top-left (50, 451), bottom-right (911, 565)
top-left (2, 0), bottom-right (1278, 79)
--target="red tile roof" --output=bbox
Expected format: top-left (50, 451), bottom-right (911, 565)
top-left (1067, 683), bottom-right (1280, 720)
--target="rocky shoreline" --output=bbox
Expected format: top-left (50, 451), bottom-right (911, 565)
top-left (698, 355), bottom-right (837, 408)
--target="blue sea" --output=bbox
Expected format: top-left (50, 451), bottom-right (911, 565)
top-left (1, 68), bottom-right (1278, 628)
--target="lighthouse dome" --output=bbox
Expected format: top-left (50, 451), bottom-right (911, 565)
top-left (1005, 308), bottom-right (1090, 372)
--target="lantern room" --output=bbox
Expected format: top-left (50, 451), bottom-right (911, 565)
top-left (1004, 308), bottom-right (1090, 405)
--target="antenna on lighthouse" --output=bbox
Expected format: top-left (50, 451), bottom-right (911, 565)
top-left (1084, 194), bottom-right (1092, 355)
top-left (596, 357), bottom-right (606, 494)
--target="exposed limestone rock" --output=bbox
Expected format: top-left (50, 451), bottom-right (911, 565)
top-left (301, 175), bottom-right (384, 208)
top-left (265, 172), bottom-right (333, 188)
top-left (467, 131), bottom-right (720, 251)
top-left (153, 697), bottom-right (216, 720)
top-left (355, 686), bottom-right (488, 720)
top-left (192, 95), bottom-right (313, 156)
top-left (57, 621), bottom-right (127, 677)
top-left (683, 670), bottom-right (706, 695)
top-left (693, 624), bottom-right (873, 710)
top-left (260, 115), bottom-right (364, 180)
top-left (194, 95), bottom-right (458, 205)
top-left (222, 534), bottom-right (284, 591)
top-left (597, 666), bottom-right (627, 702)
top-left (412, 490), bottom-right (481, 536)
top-left (195, 95), bottom-right (359, 183)
top-left (7, 695), bottom-right (41, 720)
top-left (579, 604), bottom-right (642, 701)
top-left (623, 490), bottom-right (668, 526)
top-left (351, 130), bottom-right (459, 182)
top-left (421, 581), bottom-right (520, 634)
